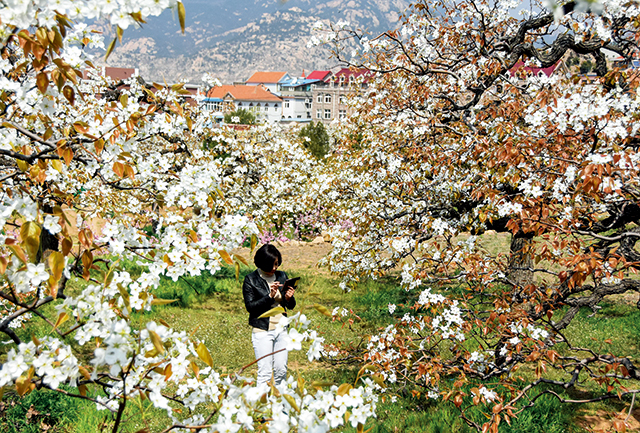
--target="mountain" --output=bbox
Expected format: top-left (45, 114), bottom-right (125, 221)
top-left (96, 0), bottom-right (409, 84)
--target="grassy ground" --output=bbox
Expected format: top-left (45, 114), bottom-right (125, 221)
top-left (1, 240), bottom-right (639, 432)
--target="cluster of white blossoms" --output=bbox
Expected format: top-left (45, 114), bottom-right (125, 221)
top-left (431, 301), bottom-right (466, 341)
top-left (7, 0), bottom-right (640, 428)
top-left (0, 0), bottom-right (379, 428)
top-left (0, 337), bottom-right (79, 390)
top-left (0, 0), bottom-right (180, 31)
top-left (505, 322), bottom-right (550, 348)
top-left (472, 386), bottom-right (498, 403)
top-left (208, 377), bottom-right (378, 433)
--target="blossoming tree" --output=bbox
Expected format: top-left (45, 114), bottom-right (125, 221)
top-left (317, 0), bottom-right (640, 431)
top-left (0, 1), bottom-right (379, 432)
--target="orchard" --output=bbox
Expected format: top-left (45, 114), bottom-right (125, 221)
top-left (1, 0), bottom-right (640, 432)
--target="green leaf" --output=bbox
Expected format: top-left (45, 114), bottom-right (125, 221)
top-left (105, 38), bottom-right (117, 60)
top-left (258, 306), bottom-right (285, 319)
top-left (148, 330), bottom-right (165, 355)
top-left (311, 380), bottom-right (334, 388)
top-left (20, 222), bottom-right (41, 263)
top-left (337, 383), bottom-right (353, 396)
top-left (8, 245), bottom-right (28, 264)
top-left (283, 394), bottom-right (300, 413)
top-left (104, 259), bottom-right (119, 288)
top-left (313, 304), bottom-right (332, 317)
top-left (36, 72), bottom-right (49, 94)
top-left (117, 284), bottom-right (130, 312)
top-left (196, 342), bottom-right (214, 368)
top-left (356, 364), bottom-right (376, 383)
top-left (178, 2), bottom-right (186, 34)
top-left (53, 312), bottom-right (69, 330)
top-left (62, 85), bottom-right (74, 105)
top-left (219, 250), bottom-right (234, 265)
top-left (151, 297), bottom-right (178, 306)
top-left (233, 254), bottom-right (249, 266)
top-left (48, 251), bottom-right (65, 282)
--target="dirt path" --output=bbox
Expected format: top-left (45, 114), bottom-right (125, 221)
top-left (235, 240), bottom-right (334, 275)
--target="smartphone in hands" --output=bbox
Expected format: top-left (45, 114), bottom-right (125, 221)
top-left (284, 277), bottom-right (300, 289)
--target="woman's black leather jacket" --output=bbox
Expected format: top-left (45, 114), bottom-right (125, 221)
top-left (242, 269), bottom-right (296, 331)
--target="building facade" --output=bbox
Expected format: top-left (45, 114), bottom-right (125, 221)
top-left (279, 76), bottom-right (322, 122)
top-left (203, 84), bottom-right (282, 123)
top-left (311, 69), bottom-right (373, 125)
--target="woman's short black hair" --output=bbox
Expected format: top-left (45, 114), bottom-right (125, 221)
top-left (254, 244), bottom-right (282, 272)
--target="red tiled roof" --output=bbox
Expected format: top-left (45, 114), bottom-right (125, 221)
top-left (245, 71), bottom-right (288, 84)
top-left (329, 68), bottom-right (373, 84)
top-left (306, 70), bottom-right (331, 80)
top-left (206, 85), bottom-right (282, 102)
top-left (509, 60), bottom-right (559, 77)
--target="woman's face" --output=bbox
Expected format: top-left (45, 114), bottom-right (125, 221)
top-left (262, 259), bottom-right (279, 277)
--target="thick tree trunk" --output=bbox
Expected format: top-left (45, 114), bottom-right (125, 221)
top-left (508, 231), bottom-right (534, 290)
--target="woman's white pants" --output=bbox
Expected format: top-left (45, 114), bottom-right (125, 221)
top-left (252, 329), bottom-right (288, 385)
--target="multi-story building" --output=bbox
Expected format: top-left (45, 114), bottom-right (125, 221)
top-left (199, 68), bottom-right (373, 124)
top-left (279, 72), bottom-right (329, 122)
top-left (311, 68), bottom-right (373, 125)
top-left (203, 84), bottom-right (282, 123)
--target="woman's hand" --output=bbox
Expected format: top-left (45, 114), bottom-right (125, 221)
top-left (284, 287), bottom-right (295, 301)
top-left (269, 282), bottom-right (282, 298)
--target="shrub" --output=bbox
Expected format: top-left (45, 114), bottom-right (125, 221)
top-left (224, 108), bottom-right (256, 125)
top-left (299, 121), bottom-right (331, 159)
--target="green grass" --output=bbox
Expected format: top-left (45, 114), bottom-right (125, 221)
top-left (337, 386), bottom-right (578, 433)
top-left (563, 302), bottom-right (640, 360)
top-left (2, 253), bottom-right (637, 433)
top-left (0, 385), bottom-right (163, 433)
top-left (0, 387), bottom-right (80, 433)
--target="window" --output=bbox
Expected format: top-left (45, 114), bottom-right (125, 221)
top-left (339, 96), bottom-right (346, 104)
top-left (284, 101), bottom-right (290, 108)
top-left (316, 109), bottom-right (322, 119)
top-left (307, 112), bottom-right (311, 119)
top-left (324, 109), bottom-right (331, 119)
top-left (204, 101), bottom-right (222, 111)
top-left (339, 109), bottom-right (346, 119)
top-left (305, 99), bottom-right (311, 109)
top-left (317, 94), bottom-right (323, 103)
top-left (324, 94), bottom-right (332, 103)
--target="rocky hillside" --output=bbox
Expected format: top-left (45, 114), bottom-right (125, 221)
top-left (97, 0), bottom-right (409, 84)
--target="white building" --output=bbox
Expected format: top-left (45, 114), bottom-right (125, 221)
top-left (204, 84), bottom-right (282, 123)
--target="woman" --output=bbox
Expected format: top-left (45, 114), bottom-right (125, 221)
top-left (242, 244), bottom-right (296, 385)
